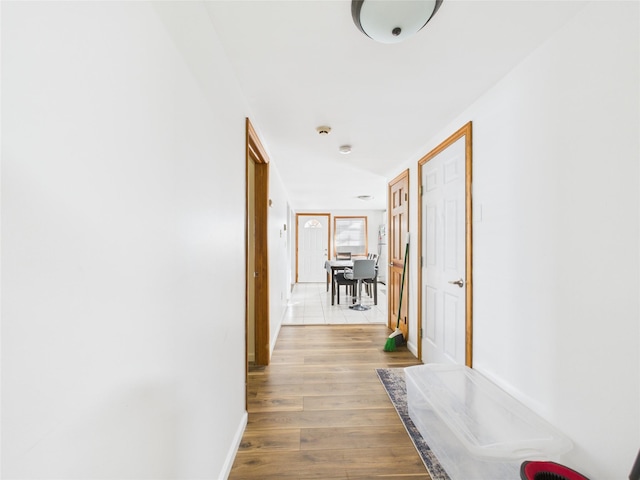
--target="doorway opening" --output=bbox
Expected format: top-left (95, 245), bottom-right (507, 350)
top-left (246, 118), bottom-right (270, 382)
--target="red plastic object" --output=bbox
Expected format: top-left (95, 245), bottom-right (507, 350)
top-left (520, 461), bottom-right (590, 480)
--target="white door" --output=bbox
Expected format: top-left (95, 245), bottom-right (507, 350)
top-left (297, 214), bottom-right (329, 282)
top-left (422, 137), bottom-right (466, 365)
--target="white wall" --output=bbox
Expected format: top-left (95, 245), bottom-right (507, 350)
top-left (392, 2), bottom-right (639, 478)
top-left (2, 2), bottom-right (250, 478)
top-left (267, 164), bottom-right (292, 354)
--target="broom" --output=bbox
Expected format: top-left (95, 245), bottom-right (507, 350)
top-left (384, 234), bottom-right (409, 352)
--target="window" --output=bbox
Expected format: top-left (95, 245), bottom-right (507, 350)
top-left (304, 219), bottom-right (322, 229)
top-left (334, 216), bottom-right (367, 257)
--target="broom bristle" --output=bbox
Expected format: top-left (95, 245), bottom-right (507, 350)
top-left (383, 337), bottom-right (396, 352)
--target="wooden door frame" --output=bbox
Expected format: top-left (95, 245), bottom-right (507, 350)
top-left (246, 118), bottom-right (270, 369)
top-left (417, 121), bottom-right (473, 367)
top-left (295, 213), bottom-right (331, 283)
top-left (387, 169), bottom-right (410, 339)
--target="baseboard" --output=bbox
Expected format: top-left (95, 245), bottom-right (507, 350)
top-left (219, 410), bottom-right (248, 479)
top-left (407, 339), bottom-right (419, 359)
top-left (271, 319), bottom-right (282, 360)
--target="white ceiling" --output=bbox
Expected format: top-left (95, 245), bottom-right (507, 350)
top-left (204, 0), bottom-right (587, 211)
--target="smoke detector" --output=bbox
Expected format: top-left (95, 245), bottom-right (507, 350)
top-left (316, 126), bottom-right (331, 136)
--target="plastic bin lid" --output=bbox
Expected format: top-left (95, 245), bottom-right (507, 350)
top-left (405, 364), bottom-right (573, 461)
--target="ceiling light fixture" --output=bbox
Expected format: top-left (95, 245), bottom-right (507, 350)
top-left (339, 145), bottom-right (352, 154)
top-left (351, 0), bottom-right (443, 44)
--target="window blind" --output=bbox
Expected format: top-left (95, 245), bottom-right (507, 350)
top-left (334, 217), bottom-right (367, 256)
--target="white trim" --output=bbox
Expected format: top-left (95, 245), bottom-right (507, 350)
top-left (407, 339), bottom-right (419, 359)
top-left (219, 411), bottom-right (248, 479)
top-left (271, 319), bottom-right (282, 361)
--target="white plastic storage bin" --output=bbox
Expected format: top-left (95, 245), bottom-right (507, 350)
top-left (405, 364), bottom-right (572, 480)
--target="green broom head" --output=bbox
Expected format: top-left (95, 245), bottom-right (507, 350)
top-left (383, 336), bottom-right (396, 352)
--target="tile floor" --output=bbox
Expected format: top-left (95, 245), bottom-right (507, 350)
top-left (282, 281), bottom-right (388, 325)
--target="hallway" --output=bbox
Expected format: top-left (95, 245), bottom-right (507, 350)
top-left (229, 324), bottom-right (427, 479)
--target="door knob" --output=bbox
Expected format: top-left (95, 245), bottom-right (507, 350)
top-left (448, 278), bottom-right (464, 288)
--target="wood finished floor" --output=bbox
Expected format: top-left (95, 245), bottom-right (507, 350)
top-left (229, 324), bottom-right (429, 480)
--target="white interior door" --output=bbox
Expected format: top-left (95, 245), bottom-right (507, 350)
top-left (297, 214), bottom-right (329, 282)
top-left (422, 137), bottom-right (466, 365)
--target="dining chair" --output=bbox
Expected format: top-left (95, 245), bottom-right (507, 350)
top-left (333, 271), bottom-right (357, 305)
top-left (364, 253), bottom-right (379, 302)
top-left (333, 251), bottom-right (353, 303)
top-left (344, 259), bottom-right (376, 311)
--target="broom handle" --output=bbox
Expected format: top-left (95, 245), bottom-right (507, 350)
top-left (396, 235), bottom-right (410, 329)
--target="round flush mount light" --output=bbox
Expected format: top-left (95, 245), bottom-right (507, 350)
top-left (351, 0), bottom-right (443, 44)
top-left (316, 125), bottom-right (332, 135)
top-left (339, 145), bottom-right (352, 154)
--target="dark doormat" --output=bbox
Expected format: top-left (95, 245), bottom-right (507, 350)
top-left (376, 368), bottom-right (451, 480)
